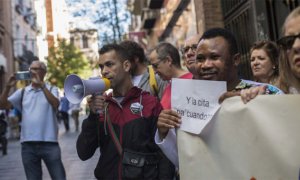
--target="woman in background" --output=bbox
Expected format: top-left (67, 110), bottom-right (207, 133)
top-left (250, 40), bottom-right (279, 85)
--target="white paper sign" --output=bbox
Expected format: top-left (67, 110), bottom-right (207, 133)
top-left (171, 78), bottom-right (226, 134)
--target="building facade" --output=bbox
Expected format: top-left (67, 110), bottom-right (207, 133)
top-left (0, 0), bottom-right (39, 92)
top-left (45, 0), bottom-right (69, 49)
top-left (12, 0), bottom-right (38, 72)
top-left (69, 29), bottom-right (99, 75)
top-left (0, 0), bottom-right (14, 92)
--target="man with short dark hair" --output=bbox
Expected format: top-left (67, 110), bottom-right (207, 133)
top-left (76, 44), bottom-right (175, 179)
top-left (120, 40), bottom-right (167, 99)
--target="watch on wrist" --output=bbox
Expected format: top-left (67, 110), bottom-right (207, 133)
top-left (41, 84), bottom-right (46, 90)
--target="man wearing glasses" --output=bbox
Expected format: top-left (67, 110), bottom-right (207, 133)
top-left (0, 61), bottom-right (66, 180)
top-left (148, 42), bottom-right (193, 109)
top-left (181, 34), bottom-right (201, 77)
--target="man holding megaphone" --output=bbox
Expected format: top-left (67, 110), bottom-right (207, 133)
top-left (76, 44), bottom-right (175, 179)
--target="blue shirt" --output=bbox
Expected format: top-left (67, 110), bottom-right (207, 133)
top-left (59, 96), bottom-right (69, 113)
top-left (8, 83), bottom-right (59, 143)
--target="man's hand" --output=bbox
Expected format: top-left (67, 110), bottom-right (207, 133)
top-left (6, 75), bottom-right (17, 88)
top-left (30, 71), bottom-right (44, 88)
top-left (218, 91), bottom-right (241, 104)
top-left (157, 109), bottom-right (181, 140)
top-left (87, 93), bottom-right (106, 114)
top-left (219, 86), bottom-right (267, 104)
top-left (240, 85), bottom-right (267, 104)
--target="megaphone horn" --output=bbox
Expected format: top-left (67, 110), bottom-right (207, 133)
top-left (64, 74), bottom-right (110, 104)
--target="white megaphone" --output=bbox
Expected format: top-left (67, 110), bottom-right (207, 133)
top-left (64, 74), bottom-right (110, 104)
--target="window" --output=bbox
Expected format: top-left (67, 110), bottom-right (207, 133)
top-left (82, 35), bottom-right (89, 48)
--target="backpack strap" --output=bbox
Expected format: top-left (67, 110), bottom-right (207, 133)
top-left (19, 85), bottom-right (54, 121)
top-left (148, 65), bottom-right (158, 96)
top-left (20, 87), bottom-right (25, 111)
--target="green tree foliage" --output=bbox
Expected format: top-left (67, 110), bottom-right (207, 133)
top-left (47, 39), bottom-right (91, 88)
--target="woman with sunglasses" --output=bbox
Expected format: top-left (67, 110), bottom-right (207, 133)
top-left (250, 40), bottom-right (279, 84)
top-left (276, 6), bottom-right (300, 94)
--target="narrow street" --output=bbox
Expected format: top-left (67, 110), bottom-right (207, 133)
top-left (0, 115), bottom-right (99, 180)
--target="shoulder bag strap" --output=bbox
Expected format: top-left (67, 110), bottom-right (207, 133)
top-left (104, 103), bottom-right (123, 156)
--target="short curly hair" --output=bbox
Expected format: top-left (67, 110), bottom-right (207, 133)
top-left (119, 40), bottom-right (146, 63)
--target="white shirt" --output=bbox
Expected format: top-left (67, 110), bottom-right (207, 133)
top-left (154, 128), bottom-right (179, 169)
top-left (8, 84), bottom-right (59, 143)
top-left (132, 74), bottom-right (143, 86)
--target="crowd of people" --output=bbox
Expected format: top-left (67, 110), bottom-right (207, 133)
top-left (0, 6), bottom-right (299, 180)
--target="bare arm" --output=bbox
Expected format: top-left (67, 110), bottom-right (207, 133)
top-left (240, 85), bottom-right (267, 104)
top-left (41, 85), bottom-right (59, 109)
top-left (31, 71), bottom-right (59, 109)
top-left (0, 75), bottom-right (15, 109)
top-left (218, 86), bottom-right (267, 104)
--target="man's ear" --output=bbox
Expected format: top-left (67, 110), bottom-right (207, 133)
top-left (165, 56), bottom-right (172, 66)
top-left (134, 56), bottom-right (139, 64)
top-left (123, 60), bottom-right (131, 72)
top-left (233, 53), bottom-right (241, 67)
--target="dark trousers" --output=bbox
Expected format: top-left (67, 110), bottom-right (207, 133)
top-left (21, 142), bottom-right (66, 180)
top-left (60, 111), bottom-right (69, 131)
top-left (0, 135), bottom-right (7, 155)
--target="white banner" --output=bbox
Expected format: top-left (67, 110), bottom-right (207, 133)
top-left (171, 78), bottom-right (226, 134)
top-left (178, 95), bottom-right (300, 180)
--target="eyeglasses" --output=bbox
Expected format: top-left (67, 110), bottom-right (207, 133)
top-left (151, 60), bottom-right (164, 69)
top-left (181, 44), bottom-right (198, 54)
top-left (29, 67), bottom-right (44, 71)
top-left (277, 33), bottom-right (300, 50)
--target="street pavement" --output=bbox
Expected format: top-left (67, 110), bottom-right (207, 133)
top-left (0, 115), bottom-right (100, 180)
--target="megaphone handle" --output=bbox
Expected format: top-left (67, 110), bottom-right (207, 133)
top-left (91, 92), bottom-right (106, 115)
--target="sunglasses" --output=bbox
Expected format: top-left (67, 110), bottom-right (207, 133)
top-left (277, 33), bottom-right (300, 50)
top-left (181, 44), bottom-right (198, 54)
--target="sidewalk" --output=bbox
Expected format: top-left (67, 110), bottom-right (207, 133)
top-left (0, 115), bottom-right (99, 180)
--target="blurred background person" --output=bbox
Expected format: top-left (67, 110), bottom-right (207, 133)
top-left (181, 34), bottom-right (201, 77)
top-left (69, 102), bottom-right (81, 132)
top-left (58, 93), bottom-right (70, 132)
top-left (0, 110), bottom-right (8, 155)
top-left (250, 40), bottom-right (279, 84)
top-left (120, 40), bottom-right (167, 99)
